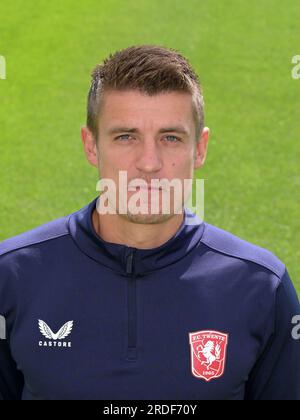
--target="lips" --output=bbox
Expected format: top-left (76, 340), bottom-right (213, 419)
top-left (140, 186), bottom-right (161, 190)
top-left (128, 185), bottom-right (162, 192)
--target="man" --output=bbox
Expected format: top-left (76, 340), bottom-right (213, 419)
top-left (0, 45), bottom-right (299, 400)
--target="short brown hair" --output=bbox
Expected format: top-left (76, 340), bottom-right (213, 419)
top-left (86, 45), bottom-right (204, 140)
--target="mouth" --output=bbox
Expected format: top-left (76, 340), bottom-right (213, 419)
top-left (128, 185), bottom-right (162, 192)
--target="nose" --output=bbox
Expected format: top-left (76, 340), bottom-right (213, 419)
top-left (135, 139), bottom-right (163, 174)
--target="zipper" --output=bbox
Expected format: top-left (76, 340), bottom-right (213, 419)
top-left (125, 249), bottom-right (137, 361)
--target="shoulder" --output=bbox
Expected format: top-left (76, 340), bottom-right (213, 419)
top-left (0, 215), bottom-right (73, 311)
top-left (0, 215), bottom-right (70, 259)
top-left (200, 222), bottom-right (285, 279)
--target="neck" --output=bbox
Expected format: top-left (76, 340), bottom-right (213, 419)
top-left (92, 209), bottom-right (184, 249)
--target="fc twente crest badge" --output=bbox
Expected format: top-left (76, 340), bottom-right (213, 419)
top-left (189, 330), bottom-right (228, 382)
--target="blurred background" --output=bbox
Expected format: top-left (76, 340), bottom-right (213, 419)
top-left (0, 0), bottom-right (299, 294)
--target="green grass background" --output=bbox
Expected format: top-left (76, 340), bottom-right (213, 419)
top-left (0, 0), bottom-right (299, 294)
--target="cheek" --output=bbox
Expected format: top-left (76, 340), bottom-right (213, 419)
top-left (101, 150), bottom-right (131, 170)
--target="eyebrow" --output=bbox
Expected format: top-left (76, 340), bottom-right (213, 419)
top-left (107, 126), bottom-right (190, 136)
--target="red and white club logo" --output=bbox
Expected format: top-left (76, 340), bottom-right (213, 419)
top-left (189, 330), bottom-right (229, 382)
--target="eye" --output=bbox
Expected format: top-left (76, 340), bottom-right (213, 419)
top-left (115, 134), bottom-right (132, 141)
top-left (164, 135), bottom-right (180, 143)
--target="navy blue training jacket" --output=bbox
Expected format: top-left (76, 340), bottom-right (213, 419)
top-left (0, 196), bottom-right (299, 400)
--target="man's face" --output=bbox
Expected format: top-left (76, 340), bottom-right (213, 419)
top-left (82, 89), bottom-right (209, 224)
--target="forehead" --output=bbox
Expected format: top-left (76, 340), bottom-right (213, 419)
top-left (99, 89), bottom-right (195, 129)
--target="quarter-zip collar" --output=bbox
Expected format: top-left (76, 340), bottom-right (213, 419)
top-left (68, 196), bottom-right (205, 276)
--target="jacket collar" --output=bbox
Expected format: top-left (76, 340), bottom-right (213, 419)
top-left (68, 196), bottom-right (205, 276)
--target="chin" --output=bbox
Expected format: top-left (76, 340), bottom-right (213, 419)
top-left (120, 211), bottom-right (176, 225)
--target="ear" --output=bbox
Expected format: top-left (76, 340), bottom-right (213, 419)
top-left (194, 127), bottom-right (209, 169)
top-left (81, 126), bottom-right (98, 168)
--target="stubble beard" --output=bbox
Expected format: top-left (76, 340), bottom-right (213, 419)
top-left (118, 210), bottom-right (176, 225)
top-left (117, 191), bottom-right (185, 225)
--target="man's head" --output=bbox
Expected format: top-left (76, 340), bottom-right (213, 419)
top-left (82, 45), bottom-right (209, 224)
top-left (86, 45), bottom-right (205, 142)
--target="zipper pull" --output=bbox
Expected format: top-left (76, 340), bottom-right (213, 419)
top-left (126, 250), bottom-right (134, 275)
